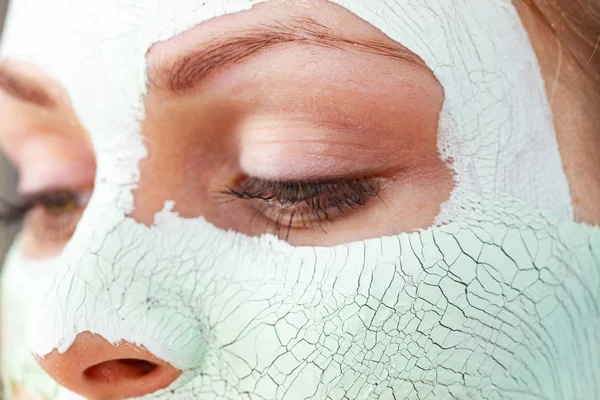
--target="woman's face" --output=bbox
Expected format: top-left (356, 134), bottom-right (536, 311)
top-left (0, 0), bottom-right (598, 399)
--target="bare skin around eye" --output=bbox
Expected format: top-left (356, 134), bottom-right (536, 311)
top-left (0, 62), bottom-right (95, 258)
top-left (132, 0), bottom-right (454, 246)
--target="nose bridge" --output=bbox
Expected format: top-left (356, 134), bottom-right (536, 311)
top-left (24, 194), bottom-right (206, 380)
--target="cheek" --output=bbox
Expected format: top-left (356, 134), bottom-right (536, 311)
top-left (0, 251), bottom-right (61, 395)
top-left (33, 194), bottom-right (600, 398)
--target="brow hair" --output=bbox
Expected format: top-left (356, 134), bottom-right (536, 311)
top-left (163, 17), bottom-right (426, 94)
top-left (0, 65), bottom-right (56, 108)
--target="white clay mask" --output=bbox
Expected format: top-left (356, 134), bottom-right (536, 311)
top-left (0, 1), bottom-right (598, 399)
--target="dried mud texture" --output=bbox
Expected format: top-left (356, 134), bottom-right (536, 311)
top-left (10, 194), bottom-right (596, 400)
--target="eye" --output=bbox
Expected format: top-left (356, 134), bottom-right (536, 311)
top-left (26, 190), bottom-right (90, 242)
top-left (221, 176), bottom-right (383, 240)
top-left (37, 191), bottom-right (82, 215)
top-left (0, 189), bottom-right (91, 257)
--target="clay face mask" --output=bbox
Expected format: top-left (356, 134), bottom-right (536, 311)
top-left (0, 0), bottom-right (598, 399)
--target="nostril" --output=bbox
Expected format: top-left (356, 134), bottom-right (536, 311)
top-left (117, 359), bottom-right (158, 375)
top-left (84, 359), bottom-right (159, 382)
top-left (36, 332), bottom-right (181, 399)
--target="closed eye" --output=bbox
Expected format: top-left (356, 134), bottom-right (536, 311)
top-left (218, 176), bottom-right (383, 240)
top-left (0, 189), bottom-right (91, 257)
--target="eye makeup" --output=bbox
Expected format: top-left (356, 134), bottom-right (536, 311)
top-left (220, 176), bottom-right (383, 239)
top-left (0, 189), bottom-right (91, 257)
top-left (0, 190), bottom-right (90, 220)
top-left (16, 136), bottom-right (95, 195)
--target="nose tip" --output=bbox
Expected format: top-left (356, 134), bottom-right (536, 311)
top-left (36, 332), bottom-right (181, 400)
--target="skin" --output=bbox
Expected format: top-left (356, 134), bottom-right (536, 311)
top-left (0, 0), bottom-right (598, 399)
top-left (514, 0), bottom-right (600, 225)
top-left (134, 1), bottom-right (452, 246)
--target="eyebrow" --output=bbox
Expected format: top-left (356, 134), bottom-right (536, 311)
top-left (0, 65), bottom-right (57, 108)
top-left (152, 17), bottom-right (427, 94)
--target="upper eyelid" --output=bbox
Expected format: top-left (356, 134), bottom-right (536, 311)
top-left (0, 188), bottom-right (91, 225)
top-left (10, 133), bottom-right (96, 196)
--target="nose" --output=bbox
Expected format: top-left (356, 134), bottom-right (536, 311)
top-left (36, 332), bottom-right (181, 400)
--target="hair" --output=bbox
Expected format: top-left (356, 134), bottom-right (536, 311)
top-left (528, 0), bottom-right (600, 93)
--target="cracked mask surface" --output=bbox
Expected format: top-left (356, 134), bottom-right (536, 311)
top-left (1, 0), bottom-right (599, 399)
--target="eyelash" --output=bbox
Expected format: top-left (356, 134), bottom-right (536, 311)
top-left (222, 177), bottom-right (382, 239)
top-left (0, 178), bottom-right (382, 242)
top-left (0, 190), bottom-right (91, 258)
top-left (0, 191), bottom-right (85, 236)
top-left (0, 190), bottom-right (87, 220)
